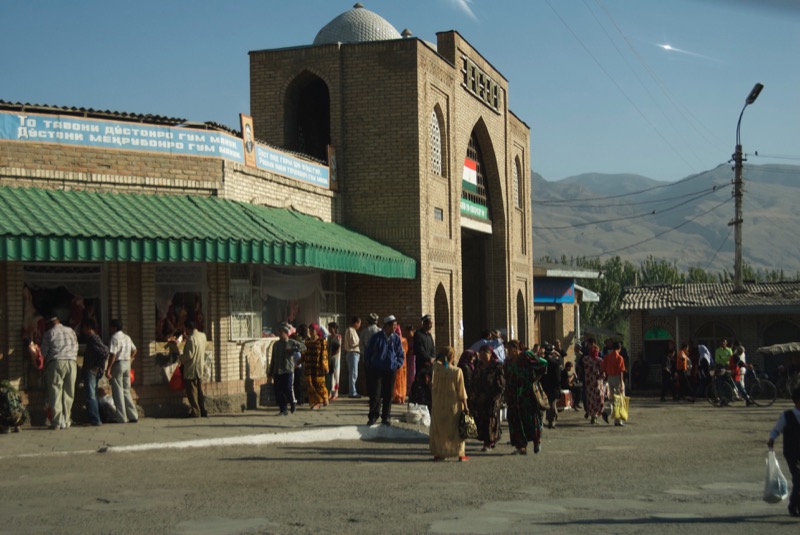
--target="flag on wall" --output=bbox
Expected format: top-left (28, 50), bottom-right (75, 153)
top-left (462, 157), bottom-right (478, 193)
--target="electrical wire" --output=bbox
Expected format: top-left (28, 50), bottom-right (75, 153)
top-left (582, 0), bottom-right (707, 168)
top-left (703, 226), bottom-right (733, 271)
top-left (532, 186), bottom-right (725, 230)
top-left (594, 0), bottom-right (729, 154)
top-left (533, 163), bottom-right (726, 204)
top-left (533, 183), bottom-right (727, 207)
top-left (544, 0), bottom-right (697, 174)
top-left (586, 196), bottom-right (733, 257)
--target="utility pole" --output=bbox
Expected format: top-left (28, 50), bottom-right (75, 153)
top-left (730, 82), bottom-right (763, 293)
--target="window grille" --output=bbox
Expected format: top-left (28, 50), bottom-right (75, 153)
top-left (431, 111), bottom-right (442, 176)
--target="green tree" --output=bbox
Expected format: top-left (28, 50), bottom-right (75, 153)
top-left (686, 266), bottom-right (715, 283)
top-left (638, 255), bottom-right (683, 285)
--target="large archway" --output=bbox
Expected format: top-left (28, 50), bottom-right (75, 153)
top-left (283, 71), bottom-right (330, 161)
top-left (460, 121), bottom-right (507, 346)
top-left (434, 283), bottom-right (451, 349)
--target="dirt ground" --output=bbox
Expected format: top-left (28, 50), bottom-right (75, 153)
top-left (1, 396), bottom-right (798, 534)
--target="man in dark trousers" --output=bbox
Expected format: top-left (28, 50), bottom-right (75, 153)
top-left (767, 387), bottom-right (800, 517)
top-left (364, 315), bottom-right (405, 426)
top-left (413, 314), bottom-right (436, 380)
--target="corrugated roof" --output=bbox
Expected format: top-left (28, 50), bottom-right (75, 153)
top-left (0, 99), bottom-right (186, 126)
top-left (0, 187), bottom-right (416, 279)
top-left (622, 282), bottom-right (800, 313)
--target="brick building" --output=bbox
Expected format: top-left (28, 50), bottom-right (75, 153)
top-left (0, 4), bottom-right (532, 418)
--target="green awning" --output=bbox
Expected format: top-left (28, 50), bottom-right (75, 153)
top-left (0, 186), bottom-right (416, 279)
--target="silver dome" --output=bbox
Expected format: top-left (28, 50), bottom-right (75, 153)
top-left (313, 4), bottom-right (401, 45)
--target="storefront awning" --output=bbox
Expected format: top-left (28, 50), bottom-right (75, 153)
top-left (0, 186), bottom-right (416, 279)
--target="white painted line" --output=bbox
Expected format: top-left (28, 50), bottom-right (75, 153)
top-left (104, 424), bottom-right (428, 453)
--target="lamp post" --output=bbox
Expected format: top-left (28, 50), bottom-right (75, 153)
top-left (731, 82), bottom-right (764, 293)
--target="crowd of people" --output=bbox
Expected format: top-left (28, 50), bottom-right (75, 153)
top-left (649, 338), bottom-right (758, 405)
top-left (267, 314), bottom-right (632, 461)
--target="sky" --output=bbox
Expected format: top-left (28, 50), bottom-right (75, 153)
top-left (1, 0), bottom-right (798, 182)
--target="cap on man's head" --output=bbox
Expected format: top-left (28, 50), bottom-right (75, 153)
top-left (368, 312), bottom-right (379, 323)
top-left (383, 315), bottom-right (397, 324)
top-left (276, 324), bottom-right (291, 334)
top-left (421, 314), bottom-right (432, 322)
top-left (45, 315), bottom-right (59, 324)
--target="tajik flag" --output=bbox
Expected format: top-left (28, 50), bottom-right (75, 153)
top-left (462, 157), bottom-right (478, 193)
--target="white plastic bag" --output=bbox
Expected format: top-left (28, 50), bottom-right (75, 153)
top-left (763, 450), bottom-right (789, 504)
top-left (405, 403), bottom-right (431, 427)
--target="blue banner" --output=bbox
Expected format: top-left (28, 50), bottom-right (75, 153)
top-left (256, 146), bottom-right (329, 188)
top-left (1, 111), bottom-right (244, 162)
top-left (1, 111), bottom-right (329, 188)
top-left (534, 279), bottom-right (575, 304)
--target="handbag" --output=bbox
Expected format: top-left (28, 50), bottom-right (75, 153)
top-left (612, 394), bottom-right (630, 422)
top-left (533, 381), bottom-right (549, 409)
top-left (458, 410), bottom-right (478, 439)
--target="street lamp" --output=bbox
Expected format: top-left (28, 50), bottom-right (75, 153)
top-left (731, 82), bottom-right (764, 293)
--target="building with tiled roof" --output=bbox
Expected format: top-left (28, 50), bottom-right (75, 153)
top-left (622, 282), bottom-right (800, 383)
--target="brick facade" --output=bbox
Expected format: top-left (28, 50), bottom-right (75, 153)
top-left (1, 8), bottom-right (534, 417)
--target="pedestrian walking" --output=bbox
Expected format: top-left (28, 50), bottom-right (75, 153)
top-left (767, 387), bottom-right (800, 517)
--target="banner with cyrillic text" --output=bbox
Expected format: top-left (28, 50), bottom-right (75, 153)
top-left (0, 111), bottom-right (329, 188)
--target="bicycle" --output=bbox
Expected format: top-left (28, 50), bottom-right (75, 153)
top-left (745, 367), bottom-right (776, 407)
top-left (706, 369), bottom-right (735, 407)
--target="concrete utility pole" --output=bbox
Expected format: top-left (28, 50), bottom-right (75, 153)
top-left (731, 82), bottom-right (763, 293)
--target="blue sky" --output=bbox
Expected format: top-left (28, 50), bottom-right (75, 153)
top-left (1, 0), bottom-right (797, 182)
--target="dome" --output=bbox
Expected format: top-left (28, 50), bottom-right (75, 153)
top-left (313, 3), bottom-right (401, 46)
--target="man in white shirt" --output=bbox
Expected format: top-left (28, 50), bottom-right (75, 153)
top-left (106, 319), bottom-right (139, 423)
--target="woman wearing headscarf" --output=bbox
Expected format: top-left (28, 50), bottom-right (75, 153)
top-left (429, 346), bottom-right (469, 462)
top-left (504, 347), bottom-right (548, 454)
top-left (583, 338), bottom-right (606, 424)
top-left (302, 323), bottom-right (329, 409)
top-left (392, 323), bottom-right (409, 404)
top-left (471, 345), bottom-right (505, 452)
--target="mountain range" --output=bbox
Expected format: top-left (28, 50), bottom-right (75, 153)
top-left (530, 163), bottom-right (800, 275)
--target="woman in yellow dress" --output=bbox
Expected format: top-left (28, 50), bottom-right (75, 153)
top-left (429, 346), bottom-right (469, 462)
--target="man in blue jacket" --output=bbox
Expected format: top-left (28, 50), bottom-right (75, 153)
top-left (364, 315), bottom-right (405, 426)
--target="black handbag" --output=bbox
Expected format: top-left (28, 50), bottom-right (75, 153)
top-left (458, 410), bottom-right (478, 439)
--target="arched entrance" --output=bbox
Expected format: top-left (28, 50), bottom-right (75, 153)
top-left (283, 71), bottom-right (330, 161)
top-left (460, 122), bottom-right (507, 346)
top-left (516, 290), bottom-right (527, 345)
top-left (762, 320), bottom-right (800, 346)
top-left (434, 283), bottom-right (451, 350)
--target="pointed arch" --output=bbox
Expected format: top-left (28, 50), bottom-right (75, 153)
top-left (283, 70), bottom-right (331, 161)
top-left (434, 283), bottom-right (451, 349)
top-left (513, 156), bottom-right (522, 209)
top-left (516, 290), bottom-right (527, 345)
top-left (430, 106), bottom-right (446, 176)
top-left (461, 118), bottom-right (505, 224)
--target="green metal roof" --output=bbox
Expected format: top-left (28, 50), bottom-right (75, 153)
top-left (0, 186), bottom-right (416, 279)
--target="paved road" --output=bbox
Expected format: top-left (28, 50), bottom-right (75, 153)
top-left (1, 396), bottom-right (798, 534)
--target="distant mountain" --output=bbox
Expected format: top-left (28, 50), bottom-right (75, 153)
top-left (530, 164), bottom-right (800, 275)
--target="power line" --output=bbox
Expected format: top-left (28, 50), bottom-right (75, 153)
top-left (703, 226), bottom-right (733, 271)
top-left (544, 0), bottom-right (696, 174)
top-left (751, 153), bottom-right (800, 162)
top-left (587, 196), bottom-right (733, 257)
top-left (533, 183), bottom-right (727, 207)
top-left (533, 163), bottom-right (726, 204)
top-left (583, 0), bottom-right (707, 168)
top-left (532, 186), bottom-right (725, 230)
top-left (594, 0), bottom-right (729, 154)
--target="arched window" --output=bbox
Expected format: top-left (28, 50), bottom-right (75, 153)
top-left (284, 72), bottom-right (330, 161)
top-left (431, 111), bottom-right (443, 176)
top-left (762, 320), bottom-right (800, 346)
top-left (513, 157), bottom-right (522, 209)
top-left (694, 321), bottom-right (735, 351)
